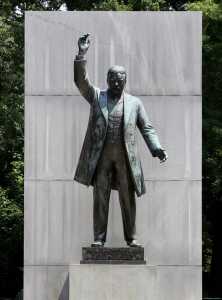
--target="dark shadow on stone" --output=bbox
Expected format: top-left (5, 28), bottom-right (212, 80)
top-left (59, 274), bottom-right (69, 300)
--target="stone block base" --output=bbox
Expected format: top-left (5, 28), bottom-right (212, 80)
top-left (69, 264), bottom-right (201, 300)
top-left (81, 247), bottom-right (146, 264)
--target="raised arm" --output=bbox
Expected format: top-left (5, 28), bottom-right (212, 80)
top-left (74, 34), bottom-right (97, 104)
top-left (137, 100), bottom-right (168, 163)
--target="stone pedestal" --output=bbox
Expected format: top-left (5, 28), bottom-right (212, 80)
top-left (69, 264), bottom-right (201, 300)
top-left (81, 247), bottom-right (146, 264)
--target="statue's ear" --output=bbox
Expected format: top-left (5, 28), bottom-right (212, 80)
top-left (107, 73), bottom-right (110, 85)
top-left (123, 72), bottom-right (127, 83)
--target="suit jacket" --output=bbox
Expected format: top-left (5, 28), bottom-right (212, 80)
top-left (73, 58), bottom-right (162, 197)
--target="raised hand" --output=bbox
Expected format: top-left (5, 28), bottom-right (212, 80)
top-left (78, 33), bottom-right (90, 56)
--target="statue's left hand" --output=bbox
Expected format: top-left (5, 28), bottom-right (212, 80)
top-left (156, 149), bottom-right (168, 163)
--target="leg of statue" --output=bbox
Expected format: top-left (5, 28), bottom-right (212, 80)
top-left (93, 150), bottom-right (112, 245)
top-left (115, 147), bottom-right (136, 244)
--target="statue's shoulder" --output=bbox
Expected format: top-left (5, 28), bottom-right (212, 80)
top-left (124, 92), bottom-right (141, 104)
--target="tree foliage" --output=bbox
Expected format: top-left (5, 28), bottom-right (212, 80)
top-left (93, 0), bottom-right (170, 10)
top-left (0, 12), bottom-right (24, 297)
top-left (186, 0), bottom-right (222, 296)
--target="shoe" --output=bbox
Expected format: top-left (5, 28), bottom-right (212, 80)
top-left (91, 240), bottom-right (104, 247)
top-left (127, 240), bottom-right (142, 248)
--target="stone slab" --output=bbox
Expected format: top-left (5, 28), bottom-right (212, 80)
top-left (80, 260), bottom-right (146, 265)
top-left (24, 266), bottom-right (69, 300)
top-left (81, 247), bottom-right (145, 264)
top-left (23, 265), bottom-right (202, 300)
top-left (25, 95), bottom-right (201, 181)
top-left (25, 11), bottom-right (201, 96)
top-left (24, 12), bottom-right (202, 300)
top-left (69, 264), bottom-right (202, 300)
top-left (24, 180), bottom-right (201, 266)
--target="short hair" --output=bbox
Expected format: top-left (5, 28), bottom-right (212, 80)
top-left (107, 65), bottom-right (127, 80)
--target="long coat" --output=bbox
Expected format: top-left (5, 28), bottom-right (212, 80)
top-left (73, 58), bottom-right (162, 197)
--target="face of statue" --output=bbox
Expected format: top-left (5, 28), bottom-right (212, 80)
top-left (107, 66), bottom-right (126, 97)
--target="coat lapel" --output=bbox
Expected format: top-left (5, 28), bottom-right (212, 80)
top-left (98, 91), bottom-right (108, 123)
top-left (124, 92), bottom-right (132, 129)
top-left (99, 91), bottom-right (132, 127)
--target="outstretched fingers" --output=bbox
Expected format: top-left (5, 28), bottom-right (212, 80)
top-left (83, 33), bottom-right (90, 43)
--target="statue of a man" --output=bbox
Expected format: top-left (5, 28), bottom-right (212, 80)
top-left (74, 34), bottom-right (168, 247)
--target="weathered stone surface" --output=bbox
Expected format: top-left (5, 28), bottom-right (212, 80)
top-left (24, 266), bottom-right (69, 300)
top-left (24, 12), bottom-right (202, 300)
top-left (25, 12), bottom-right (201, 96)
top-left (24, 180), bottom-right (201, 266)
top-left (23, 265), bottom-right (202, 300)
top-left (139, 96), bottom-right (202, 181)
top-left (81, 247), bottom-right (145, 264)
top-left (25, 95), bottom-right (201, 181)
top-left (69, 264), bottom-right (202, 300)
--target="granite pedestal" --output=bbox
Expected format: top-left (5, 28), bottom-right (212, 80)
top-left (81, 247), bottom-right (146, 264)
top-left (69, 264), bottom-right (201, 300)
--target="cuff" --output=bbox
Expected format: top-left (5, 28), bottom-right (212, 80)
top-left (75, 54), bottom-right (86, 61)
top-left (152, 148), bottom-right (164, 157)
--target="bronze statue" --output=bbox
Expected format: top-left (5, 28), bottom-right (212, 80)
top-left (74, 34), bottom-right (168, 247)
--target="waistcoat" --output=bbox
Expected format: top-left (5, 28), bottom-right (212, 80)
top-left (106, 96), bottom-right (124, 144)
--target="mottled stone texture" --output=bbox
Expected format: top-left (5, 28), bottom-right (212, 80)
top-left (25, 12), bottom-right (201, 96)
top-left (81, 247), bottom-right (145, 264)
top-left (24, 12), bottom-right (202, 299)
top-left (24, 180), bottom-right (201, 266)
top-left (69, 265), bottom-right (201, 300)
top-left (24, 266), bottom-right (69, 300)
top-left (25, 95), bottom-right (201, 180)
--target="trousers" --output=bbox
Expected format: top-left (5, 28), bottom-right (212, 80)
top-left (93, 141), bottom-right (136, 243)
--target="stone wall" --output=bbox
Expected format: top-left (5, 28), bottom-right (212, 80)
top-left (24, 12), bottom-right (202, 299)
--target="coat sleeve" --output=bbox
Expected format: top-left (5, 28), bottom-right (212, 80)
top-left (74, 57), bottom-right (98, 104)
top-left (136, 99), bottom-right (163, 157)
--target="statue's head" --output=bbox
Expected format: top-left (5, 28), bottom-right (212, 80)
top-left (107, 65), bottom-right (127, 96)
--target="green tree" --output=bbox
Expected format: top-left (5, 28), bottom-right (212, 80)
top-left (0, 12), bottom-right (24, 297)
top-left (93, 0), bottom-right (173, 10)
top-left (186, 0), bottom-right (222, 296)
